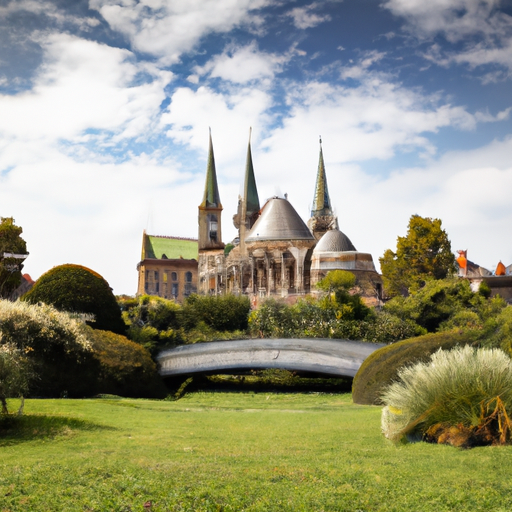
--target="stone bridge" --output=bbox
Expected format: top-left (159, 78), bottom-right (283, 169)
top-left (157, 338), bottom-right (384, 378)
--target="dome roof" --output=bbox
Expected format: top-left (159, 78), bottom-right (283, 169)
top-left (314, 228), bottom-right (356, 253)
top-left (246, 197), bottom-right (314, 242)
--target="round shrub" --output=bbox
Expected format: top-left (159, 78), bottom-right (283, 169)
top-left (23, 264), bottom-right (125, 334)
top-left (352, 329), bottom-right (482, 405)
top-left (87, 329), bottom-right (166, 398)
top-left (381, 345), bottom-right (512, 445)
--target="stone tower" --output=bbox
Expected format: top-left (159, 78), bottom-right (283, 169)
top-left (198, 129), bottom-right (224, 251)
top-left (233, 128), bottom-right (260, 256)
top-left (307, 137), bottom-right (337, 240)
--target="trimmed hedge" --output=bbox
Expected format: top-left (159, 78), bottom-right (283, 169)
top-left (88, 329), bottom-right (166, 398)
top-left (23, 264), bottom-right (125, 334)
top-left (352, 329), bottom-right (483, 405)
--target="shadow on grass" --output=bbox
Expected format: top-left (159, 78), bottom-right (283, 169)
top-left (0, 414), bottom-right (116, 447)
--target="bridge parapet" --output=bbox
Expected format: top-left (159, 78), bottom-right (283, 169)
top-left (157, 338), bottom-right (384, 378)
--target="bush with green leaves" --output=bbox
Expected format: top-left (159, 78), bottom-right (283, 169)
top-left (23, 264), bottom-right (125, 334)
top-left (86, 328), bottom-right (166, 398)
top-left (120, 295), bottom-right (184, 353)
top-left (183, 293), bottom-right (251, 332)
top-left (381, 345), bottom-right (512, 445)
top-left (383, 277), bottom-right (506, 333)
top-left (0, 300), bottom-right (98, 397)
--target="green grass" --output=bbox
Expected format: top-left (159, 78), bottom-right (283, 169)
top-left (1, 393), bottom-right (512, 511)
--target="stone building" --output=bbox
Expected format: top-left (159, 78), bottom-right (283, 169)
top-left (197, 131), bottom-right (382, 302)
top-left (136, 231), bottom-right (198, 301)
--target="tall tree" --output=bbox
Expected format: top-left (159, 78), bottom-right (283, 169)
top-left (380, 215), bottom-right (456, 297)
top-left (0, 217), bottom-right (28, 298)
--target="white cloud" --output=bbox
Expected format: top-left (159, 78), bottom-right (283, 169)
top-left (89, 0), bottom-right (271, 64)
top-left (0, 33), bottom-right (171, 146)
top-left (383, 0), bottom-right (512, 75)
top-left (161, 85), bottom-right (272, 165)
top-left (287, 2), bottom-right (332, 29)
top-left (0, 0), bottom-right (100, 30)
top-left (193, 41), bottom-right (293, 84)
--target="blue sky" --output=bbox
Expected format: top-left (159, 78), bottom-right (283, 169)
top-left (1, 0), bottom-right (512, 294)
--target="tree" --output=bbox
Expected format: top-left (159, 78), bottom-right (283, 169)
top-left (316, 270), bottom-right (371, 321)
top-left (379, 215), bottom-right (456, 297)
top-left (23, 264), bottom-right (125, 334)
top-left (0, 217), bottom-right (28, 298)
top-left (0, 344), bottom-right (31, 414)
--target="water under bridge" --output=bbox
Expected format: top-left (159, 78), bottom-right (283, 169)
top-left (157, 338), bottom-right (384, 378)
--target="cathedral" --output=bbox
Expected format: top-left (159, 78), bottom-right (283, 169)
top-left (198, 130), bottom-right (382, 303)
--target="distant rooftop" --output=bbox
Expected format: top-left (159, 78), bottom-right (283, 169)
top-left (143, 234), bottom-right (198, 260)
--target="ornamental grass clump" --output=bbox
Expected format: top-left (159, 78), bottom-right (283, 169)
top-left (381, 345), bottom-right (512, 447)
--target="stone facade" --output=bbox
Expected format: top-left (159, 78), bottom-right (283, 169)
top-left (137, 232), bottom-right (198, 302)
top-left (197, 133), bottom-right (382, 303)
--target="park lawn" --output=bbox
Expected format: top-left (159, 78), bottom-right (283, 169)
top-left (1, 392), bottom-right (512, 512)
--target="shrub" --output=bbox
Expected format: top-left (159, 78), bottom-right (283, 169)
top-left (183, 294), bottom-right (250, 332)
top-left (383, 278), bottom-right (506, 333)
top-left (0, 300), bottom-right (99, 397)
top-left (381, 346), bottom-right (512, 445)
top-left (23, 264), bottom-right (125, 334)
top-left (352, 329), bottom-right (482, 405)
top-left (87, 329), bottom-right (166, 398)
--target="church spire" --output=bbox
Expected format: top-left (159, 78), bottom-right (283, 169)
top-left (243, 127), bottom-right (260, 224)
top-left (200, 128), bottom-right (222, 209)
top-left (198, 128), bottom-right (223, 251)
top-left (311, 136), bottom-right (332, 217)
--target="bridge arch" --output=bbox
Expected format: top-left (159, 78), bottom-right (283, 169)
top-left (157, 338), bottom-right (384, 378)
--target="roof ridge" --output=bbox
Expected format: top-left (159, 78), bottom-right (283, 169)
top-left (147, 234), bottom-right (198, 242)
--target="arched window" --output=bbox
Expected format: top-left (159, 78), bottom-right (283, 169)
top-left (171, 272), bottom-right (178, 281)
top-left (185, 272), bottom-right (192, 282)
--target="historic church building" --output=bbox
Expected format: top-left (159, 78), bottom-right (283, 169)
top-left (198, 130), bottom-right (382, 303)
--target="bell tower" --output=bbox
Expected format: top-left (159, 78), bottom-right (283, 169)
top-left (198, 129), bottom-right (224, 251)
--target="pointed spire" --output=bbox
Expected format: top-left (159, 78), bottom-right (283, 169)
top-left (243, 127), bottom-right (260, 219)
top-left (311, 136), bottom-right (332, 217)
top-left (200, 127), bottom-right (222, 209)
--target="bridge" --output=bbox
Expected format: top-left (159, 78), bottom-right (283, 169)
top-left (157, 338), bottom-right (384, 378)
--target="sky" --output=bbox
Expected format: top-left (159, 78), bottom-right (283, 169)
top-left (1, 0), bottom-right (512, 295)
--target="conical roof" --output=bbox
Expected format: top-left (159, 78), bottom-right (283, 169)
top-left (311, 138), bottom-right (332, 217)
top-left (200, 129), bottom-right (222, 209)
top-left (246, 197), bottom-right (314, 242)
top-left (314, 228), bottom-right (356, 253)
top-left (243, 128), bottom-right (260, 218)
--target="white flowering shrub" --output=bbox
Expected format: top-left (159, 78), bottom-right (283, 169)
top-left (0, 300), bottom-right (98, 397)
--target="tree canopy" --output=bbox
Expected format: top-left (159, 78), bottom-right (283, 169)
top-left (0, 217), bottom-right (28, 298)
top-left (379, 215), bottom-right (456, 297)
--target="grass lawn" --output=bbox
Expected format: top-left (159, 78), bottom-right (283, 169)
top-left (1, 392), bottom-right (512, 511)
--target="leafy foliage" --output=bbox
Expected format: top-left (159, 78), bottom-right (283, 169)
top-left (379, 215), bottom-right (456, 297)
top-left (183, 294), bottom-right (251, 332)
top-left (23, 264), bottom-right (125, 334)
top-left (249, 295), bottom-right (418, 343)
top-left (0, 300), bottom-right (98, 397)
top-left (316, 270), bottom-right (372, 322)
top-left (0, 217), bottom-right (28, 298)
top-left (352, 329), bottom-right (482, 405)
top-left (0, 344), bottom-right (31, 414)
top-left (87, 329), bottom-right (166, 398)
top-left (383, 277), bottom-right (506, 333)
top-left (381, 346), bottom-right (512, 446)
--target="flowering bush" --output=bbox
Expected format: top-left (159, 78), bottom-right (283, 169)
top-left (0, 300), bottom-right (98, 397)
